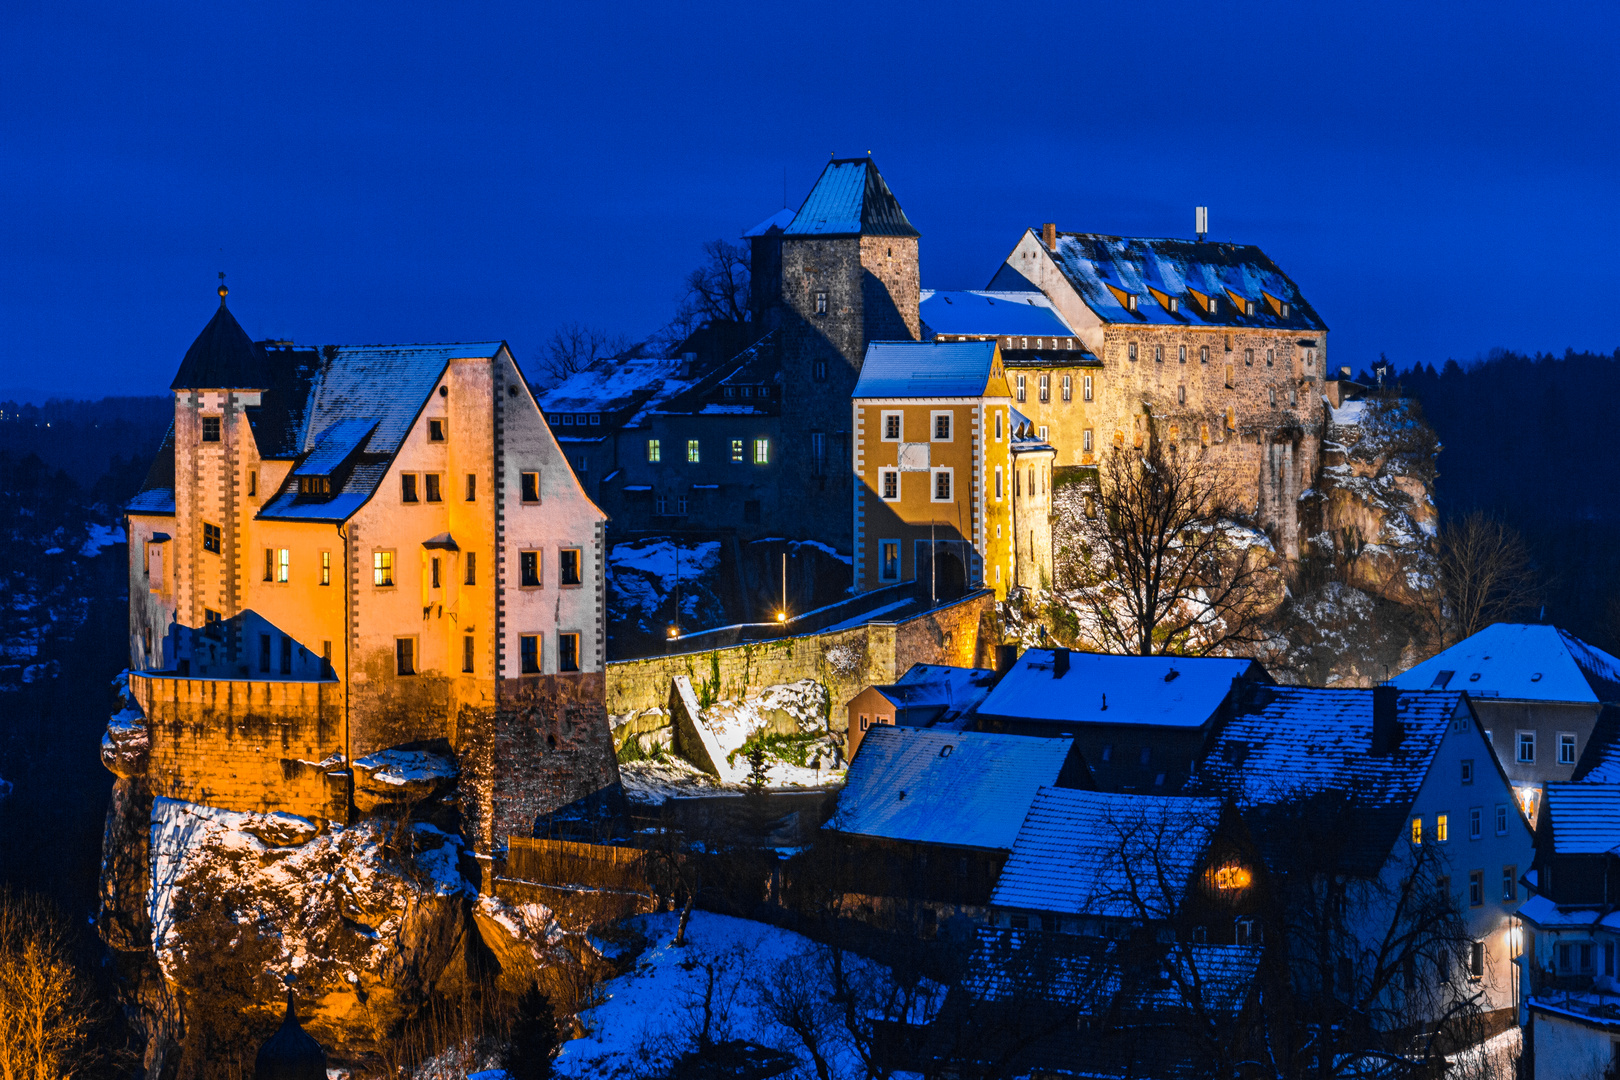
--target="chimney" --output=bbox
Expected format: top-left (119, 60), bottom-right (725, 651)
top-left (1195, 206), bottom-right (1208, 242)
top-left (1371, 685), bottom-right (1403, 755)
top-left (995, 643), bottom-right (1019, 677)
top-left (1042, 223), bottom-right (1057, 252)
top-left (1053, 647), bottom-right (1070, 679)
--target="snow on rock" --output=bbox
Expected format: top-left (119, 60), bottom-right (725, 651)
top-left (79, 522), bottom-right (125, 557)
top-left (696, 680), bottom-right (844, 788)
top-left (607, 537), bottom-right (726, 635)
top-left (351, 747), bottom-right (457, 812)
top-left (470, 893), bottom-right (571, 992)
top-left (147, 797), bottom-right (474, 1057)
top-left (555, 912), bottom-right (940, 1080)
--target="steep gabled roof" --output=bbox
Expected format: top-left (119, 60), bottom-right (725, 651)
top-left (919, 290), bottom-right (1076, 339)
top-left (829, 727), bottom-right (1075, 851)
top-left (783, 158), bottom-right (919, 238)
top-left (992, 233), bottom-right (1326, 332)
top-left (853, 340), bottom-right (1002, 399)
top-left (1391, 623), bottom-right (1620, 704)
top-left (991, 787), bottom-right (1224, 919)
top-left (1190, 687), bottom-right (1465, 873)
top-left (1544, 784), bottom-right (1620, 856)
top-left (976, 649), bottom-right (1265, 730)
top-left (170, 301), bottom-right (269, 390)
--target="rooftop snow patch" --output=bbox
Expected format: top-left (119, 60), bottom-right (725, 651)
top-left (1390, 623), bottom-right (1620, 703)
top-left (1544, 783), bottom-right (1620, 855)
top-left (976, 649), bottom-right (1264, 730)
top-left (853, 340), bottom-right (1000, 399)
top-left (919, 289), bottom-right (1076, 338)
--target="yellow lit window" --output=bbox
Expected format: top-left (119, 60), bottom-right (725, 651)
top-left (1411, 817), bottom-right (1422, 845)
top-left (687, 439), bottom-right (700, 463)
top-left (1436, 814), bottom-right (1448, 843)
top-left (320, 550), bottom-right (331, 586)
top-left (373, 550), bottom-right (394, 587)
top-left (276, 548), bottom-right (290, 583)
top-left (753, 438), bottom-right (769, 465)
top-left (647, 439), bottom-right (661, 463)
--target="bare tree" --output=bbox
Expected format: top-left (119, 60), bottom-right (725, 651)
top-left (676, 239), bottom-right (750, 328)
top-left (0, 889), bottom-right (99, 1080)
top-left (1437, 511), bottom-right (1540, 642)
top-left (1064, 432), bottom-right (1275, 656)
top-left (537, 322), bottom-right (630, 387)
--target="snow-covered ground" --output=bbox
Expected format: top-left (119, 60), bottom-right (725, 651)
top-left (555, 911), bottom-right (939, 1080)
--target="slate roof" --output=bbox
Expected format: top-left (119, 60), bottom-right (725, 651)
top-left (292, 418), bottom-right (378, 477)
top-left (999, 347), bottom-right (1103, 369)
top-left (829, 727), bottom-right (1074, 851)
top-left (976, 649), bottom-right (1264, 730)
top-left (989, 233), bottom-right (1326, 332)
top-left (991, 787), bottom-right (1223, 919)
top-left (170, 301), bottom-right (269, 390)
top-left (127, 423), bottom-right (176, 515)
top-left (1544, 784), bottom-right (1620, 855)
top-left (742, 208), bottom-right (796, 237)
top-left (244, 345), bottom-right (322, 459)
top-left (1575, 706), bottom-right (1620, 782)
top-left (919, 290), bottom-right (1076, 339)
top-left (853, 340), bottom-right (1001, 399)
top-left (1390, 623), bottom-right (1620, 704)
top-left (1189, 686), bottom-right (1466, 873)
top-left (783, 158), bottom-right (919, 238)
top-left (539, 351), bottom-right (713, 432)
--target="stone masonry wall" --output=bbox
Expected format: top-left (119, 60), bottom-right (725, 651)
top-left (129, 673), bottom-right (348, 820)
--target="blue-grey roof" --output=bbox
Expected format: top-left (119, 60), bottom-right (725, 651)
top-left (1390, 623), bottom-right (1620, 704)
top-left (976, 649), bottom-right (1261, 730)
top-left (127, 488), bottom-right (176, 515)
top-left (742, 208), bottom-right (796, 238)
top-left (256, 342), bottom-right (505, 522)
top-left (990, 233), bottom-right (1326, 332)
top-left (783, 159), bottom-right (918, 238)
top-left (292, 418), bottom-right (378, 477)
top-left (991, 787), bottom-right (1222, 919)
top-left (853, 340), bottom-right (1000, 399)
top-left (1009, 408), bottom-right (1054, 453)
top-left (829, 727), bottom-right (1074, 851)
top-left (919, 290), bottom-right (1075, 338)
top-left (1545, 783), bottom-right (1620, 855)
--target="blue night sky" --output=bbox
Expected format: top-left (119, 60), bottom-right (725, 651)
top-left (2, 1), bottom-right (1617, 400)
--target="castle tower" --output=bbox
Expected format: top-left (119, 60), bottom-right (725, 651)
top-left (774, 158), bottom-right (920, 547)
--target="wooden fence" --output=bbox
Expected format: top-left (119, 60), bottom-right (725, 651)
top-left (504, 836), bottom-right (654, 894)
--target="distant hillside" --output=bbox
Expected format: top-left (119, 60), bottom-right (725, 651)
top-left (0, 396), bottom-right (169, 499)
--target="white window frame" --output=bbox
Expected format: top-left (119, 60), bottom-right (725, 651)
top-left (881, 410), bottom-right (904, 442)
top-left (930, 467), bottom-right (954, 503)
top-left (1517, 731), bottom-right (1536, 764)
top-left (930, 410), bottom-right (954, 442)
top-left (1038, 373), bottom-right (1050, 402)
top-left (1083, 374), bottom-right (1094, 401)
top-left (878, 540), bottom-right (900, 583)
top-left (753, 437), bottom-right (770, 465)
top-left (1061, 374), bottom-right (1072, 401)
top-left (1083, 429), bottom-right (1094, 452)
top-left (1559, 732), bottom-right (1577, 765)
top-left (1495, 804), bottom-right (1508, 835)
top-left (879, 467), bottom-right (901, 502)
top-left (1469, 806), bottom-right (1482, 840)
top-left (276, 547), bottom-right (290, 583)
top-left (1015, 374), bottom-right (1026, 402)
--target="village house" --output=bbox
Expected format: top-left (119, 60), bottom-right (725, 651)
top-left (818, 726), bottom-right (1089, 932)
top-left (1391, 623), bottom-right (1620, 825)
top-left (1190, 685), bottom-right (1536, 1027)
top-left (121, 288), bottom-right (618, 853)
top-left (844, 662), bottom-right (998, 757)
top-left (972, 648), bottom-right (1270, 794)
top-left (1516, 783), bottom-right (1620, 1080)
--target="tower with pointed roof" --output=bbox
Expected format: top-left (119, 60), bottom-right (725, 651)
top-left (770, 157), bottom-right (921, 544)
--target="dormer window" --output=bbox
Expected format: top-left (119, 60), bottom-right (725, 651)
top-left (1208, 297), bottom-right (1219, 315)
top-left (298, 476), bottom-right (332, 499)
top-left (1125, 294), bottom-right (1138, 312)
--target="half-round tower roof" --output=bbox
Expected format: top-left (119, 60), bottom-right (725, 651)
top-left (170, 295), bottom-right (268, 391)
top-left (254, 991), bottom-right (327, 1080)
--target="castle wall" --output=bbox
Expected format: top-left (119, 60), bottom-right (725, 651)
top-left (129, 672), bottom-right (347, 820)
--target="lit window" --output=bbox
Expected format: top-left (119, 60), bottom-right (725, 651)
top-left (1411, 817), bottom-right (1422, 844)
top-left (203, 522), bottom-right (221, 554)
top-left (520, 472), bottom-right (540, 502)
top-left (646, 439), bottom-right (661, 463)
top-left (401, 473), bottom-right (419, 502)
top-left (320, 550), bottom-right (330, 586)
top-left (520, 550), bottom-right (541, 587)
top-left (559, 632), bottom-right (580, 672)
top-left (201, 416), bottom-right (221, 442)
top-left (428, 418), bottom-right (446, 442)
top-left (879, 540), bottom-right (900, 582)
top-left (753, 438), bottom-right (769, 465)
top-left (373, 550), bottom-right (394, 587)
top-left (1436, 814), bottom-right (1448, 843)
top-left (1560, 732), bottom-right (1577, 765)
top-left (395, 638), bottom-right (416, 676)
top-left (276, 548), bottom-right (289, 583)
top-left (1517, 731), bottom-right (1535, 763)
top-left (731, 439), bottom-right (744, 462)
top-left (687, 439), bottom-right (700, 464)
top-left (425, 474), bottom-right (442, 502)
top-left (520, 634), bottom-right (540, 674)
top-left (932, 469), bottom-right (952, 501)
top-left (880, 468), bottom-right (900, 501)
top-left (560, 548), bottom-right (582, 586)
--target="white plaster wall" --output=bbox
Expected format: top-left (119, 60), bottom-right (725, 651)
top-left (1533, 1010), bottom-right (1616, 1080)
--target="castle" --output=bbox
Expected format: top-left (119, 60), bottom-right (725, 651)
top-left (120, 284), bottom-right (618, 853)
top-left (544, 157), bottom-right (1328, 598)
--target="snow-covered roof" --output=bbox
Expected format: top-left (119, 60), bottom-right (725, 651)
top-left (990, 233), bottom-right (1326, 332)
top-left (829, 727), bottom-right (1075, 851)
top-left (1390, 624), bottom-right (1620, 704)
top-left (292, 417), bottom-right (378, 477)
top-left (1517, 892), bottom-right (1620, 931)
top-left (1545, 784), bottom-right (1620, 856)
top-left (882, 663), bottom-right (998, 729)
top-left (128, 487), bottom-right (176, 515)
top-left (1009, 408), bottom-right (1053, 453)
top-left (853, 340), bottom-right (1001, 400)
top-left (782, 158), bottom-right (918, 238)
top-left (976, 649), bottom-right (1262, 731)
top-left (919, 290), bottom-right (1076, 338)
top-left (538, 352), bottom-right (689, 420)
top-left (742, 208), bottom-right (796, 237)
top-left (1190, 687), bottom-right (1465, 873)
top-left (991, 787), bottom-right (1224, 919)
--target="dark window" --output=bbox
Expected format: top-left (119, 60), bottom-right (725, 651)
top-left (279, 635), bottom-right (292, 675)
top-left (520, 634), bottom-right (540, 674)
top-left (401, 473), bottom-right (419, 503)
top-left (1503, 865), bottom-right (1517, 901)
top-left (560, 548), bottom-right (582, 586)
top-left (464, 551), bottom-right (476, 586)
top-left (201, 416), bottom-right (221, 442)
top-left (744, 500), bottom-right (761, 524)
top-left (425, 474), bottom-right (442, 502)
top-left (1461, 759), bottom-right (1474, 784)
top-left (1469, 941), bottom-right (1485, 980)
top-left (428, 418), bottom-right (446, 442)
top-left (520, 472), bottom-right (540, 503)
top-left (559, 633), bottom-right (580, 672)
top-left (1468, 871), bottom-right (1484, 907)
top-left (430, 557), bottom-right (440, 589)
top-left (202, 523), bottom-right (221, 554)
top-left (813, 358), bottom-right (828, 381)
top-left (396, 638), bottom-right (415, 676)
top-left (462, 634), bottom-right (474, 674)
top-left (520, 551), bottom-right (541, 587)
top-left (466, 473), bottom-right (477, 501)
top-left (259, 634), bottom-right (271, 673)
